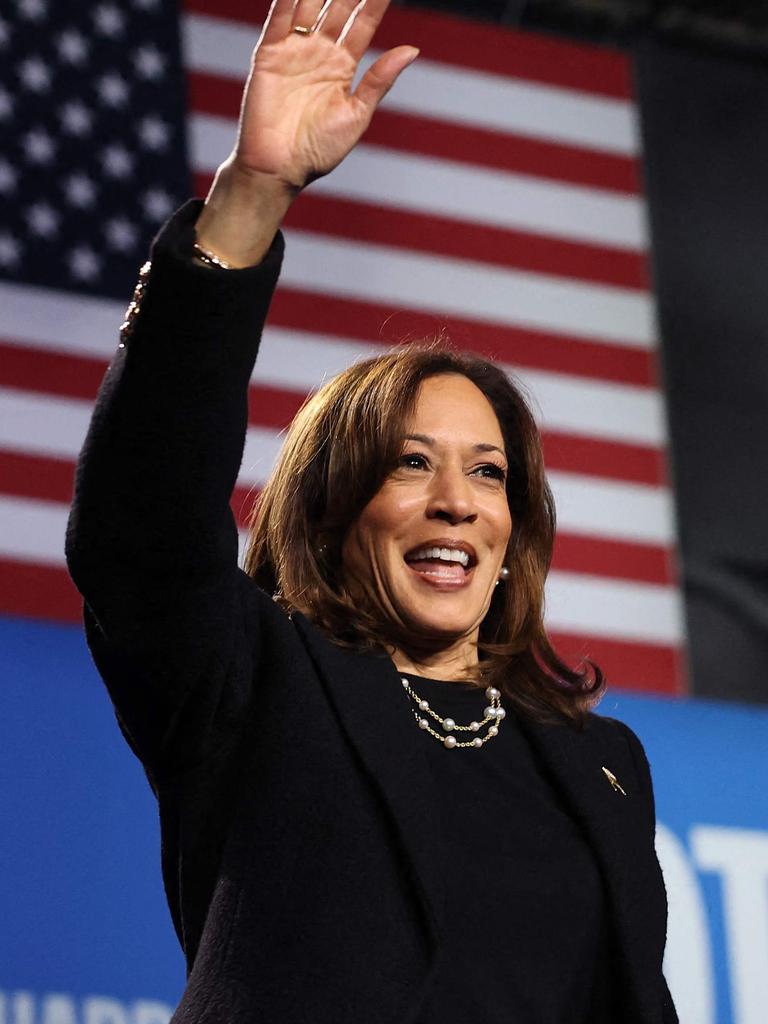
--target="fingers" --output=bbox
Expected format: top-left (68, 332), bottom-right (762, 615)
top-left (314, 0), bottom-right (361, 40)
top-left (353, 45), bottom-right (419, 115)
top-left (341, 0), bottom-right (393, 61)
top-left (258, 0), bottom-right (295, 48)
top-left (259, 0), bottom-right (394, 56)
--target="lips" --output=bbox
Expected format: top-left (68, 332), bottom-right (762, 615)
top-left (403, 539), bottom-right (477, 588)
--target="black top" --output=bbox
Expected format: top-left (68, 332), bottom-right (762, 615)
top-left (65, 202), bottom-right (676, 1024)
top-left (402, 674), bottom-right (613, 1023)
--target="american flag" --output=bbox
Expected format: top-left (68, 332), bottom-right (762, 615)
top-left (0, 0), bottom-right (686, 697)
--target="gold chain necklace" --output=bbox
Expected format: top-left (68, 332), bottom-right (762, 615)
top-left (401, 677), bottom-right (506, 749)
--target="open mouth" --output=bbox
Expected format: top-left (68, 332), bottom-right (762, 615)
top-left (404, 544), bottom-right (477, 586)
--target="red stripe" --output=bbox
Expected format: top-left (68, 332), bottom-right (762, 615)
top-left (550, 630), bottom-right (686, 696)
top-left (0, 341), bottom-right (105, 400)
top-left (552, 534), bottom-right (676, 586)
top-left (0, 451), bottom-right (75, 504)
top-left (0, 559), bottom-right (82, 622)
top-left (182, 0), bottom-right (633, 100)
top-left (266, 288), bottom-right (656, 387)
top-left (542, 433), bottom-right (666, 487)
top-left (194, 171), bottom-right (648, 291)
top-left (189, 74), bottom-right (641, 196)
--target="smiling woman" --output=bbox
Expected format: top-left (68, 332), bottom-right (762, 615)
top-left (246, 347), bottom-right (602, 721)
top-left (65, 0), bottom-right (677, 1021)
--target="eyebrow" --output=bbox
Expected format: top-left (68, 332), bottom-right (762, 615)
top-left (405, 433), bottom-right (506, 458)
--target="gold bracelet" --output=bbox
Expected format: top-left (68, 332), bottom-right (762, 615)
top-left (192, 241), bottom-right (232, 270)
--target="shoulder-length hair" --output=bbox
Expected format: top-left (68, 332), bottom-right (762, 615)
top-left (243, 345), bottom-right (604, 725)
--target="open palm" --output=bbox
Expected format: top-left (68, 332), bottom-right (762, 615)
top-left (233, 0), bottom-right (419, 191)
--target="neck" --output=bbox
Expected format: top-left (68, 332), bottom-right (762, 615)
top-left (392, 638), bottom-right (479, 682)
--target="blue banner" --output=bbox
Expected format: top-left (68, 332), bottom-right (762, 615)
top-left (3, 615), bottom-right (767, 1024)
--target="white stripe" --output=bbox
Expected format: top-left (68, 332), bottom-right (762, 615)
top-left (255, 328), bottom-right (665, 447)
top-left (0, 388), bottom-right (91, 459)
top-left (278, 231), bottom-right (654, 348)
top-left (545, 571), bottom-right (683, 644)
top-left (191, 113), bottom-right (647, 251)
top-left (0, 495), bottom-right (680, 645)
top-left (182, 14), bottom-right (639, 156)
top-left (0, 280), bottom-right (125, 359)
top-left (547, 471), bottom-right (674, 545)
top-left (0, 388), bottom-right (671, 545)
top-left (0, 495), bottom-right (66, 565)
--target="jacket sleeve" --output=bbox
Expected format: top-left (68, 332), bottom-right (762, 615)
top-left (65, 199), bottom-right (285, 777)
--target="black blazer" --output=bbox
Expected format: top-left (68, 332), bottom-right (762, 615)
top-left (66, 202), bottom-right (678, 1024)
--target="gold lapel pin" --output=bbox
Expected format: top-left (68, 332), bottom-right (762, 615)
top-left (601, 766), bottom-right (627, 796)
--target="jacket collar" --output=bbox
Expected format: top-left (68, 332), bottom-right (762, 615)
top-left (291, 613), bottom-right (665, 1023)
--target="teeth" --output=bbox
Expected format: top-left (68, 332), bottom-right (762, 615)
top-left (408, 546), bottom-right (471, 567)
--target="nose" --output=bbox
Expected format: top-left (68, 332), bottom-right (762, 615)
top-left (425, 466), bottom-right (478, 525)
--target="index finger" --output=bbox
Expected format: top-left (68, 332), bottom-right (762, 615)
top-left (340, 0), bottom-right (393, 61)
top-left (257, 0), bottom-right (295, 48)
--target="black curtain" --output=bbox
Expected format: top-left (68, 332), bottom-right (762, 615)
top-left (636, 39), bottom-right (768, 703)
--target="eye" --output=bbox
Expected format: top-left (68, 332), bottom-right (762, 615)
top-left (398, 452), bottom-right (429, 470)
top-left (473, 463), bottom-right (507, 482)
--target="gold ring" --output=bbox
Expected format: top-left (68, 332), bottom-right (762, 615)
top-left (293, 25), bottom-right (313, 35)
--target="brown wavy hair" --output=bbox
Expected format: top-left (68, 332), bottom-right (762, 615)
top-left (243, 345), bottom-right (604, 724)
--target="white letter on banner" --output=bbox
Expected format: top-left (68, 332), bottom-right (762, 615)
top-left (132, 1003), bottom-right (173, 1024)
top-left (11, 994), bottom-right (35, 1024)
top-left (655, 823), bottom-right (715, 1024)
top-left (41, 996), bottom-right (77, 1024)
top-left (692, 825), bottom-right (768, 1024)
top-left (82, 1000), bottom-right (128, 1024)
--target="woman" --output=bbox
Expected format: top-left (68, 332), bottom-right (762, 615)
top-left (66, 0), bottom-right (678, 1021)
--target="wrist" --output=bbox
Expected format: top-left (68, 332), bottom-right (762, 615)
top-left (194, 158), bottom-right (296, 268)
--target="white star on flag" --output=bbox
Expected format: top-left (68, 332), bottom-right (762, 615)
top-left (58, 29), bottom-right (87, 64)
top-left (0, 160), bottom-right (17, 193)
top-left (68, 245), bottom-right (100, 281)
top-left (98, 73), bottom-right (129, 107)
top-left (139, 116), bottom-right (170, 151)
top-left (27, 203), bottom-right (60, 238)
top-left (60, 101), bottom-right (93, 136)
top-left (106, 218), bottom-right (139, 249)
top-left (94, 4), bottom-right (125, 38)
top-left (24, 128), bottom-right (56, 164)
top-left (19, 56), bottom-right (51, 91)
top-left (101, 144), bottom-right (134, 178)
top-left (64, 173), bottom-right (98, 208)
top-left (134, 45), bottom-right (165, 80)
top-left (0, 233), bottom-right (22, 267)
top-left (142, 188), bottom-right (174, 221)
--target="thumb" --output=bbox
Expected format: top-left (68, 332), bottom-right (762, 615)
top-left (353, 46), bottom-right (419, 115)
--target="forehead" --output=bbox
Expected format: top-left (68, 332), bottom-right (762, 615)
top-left (407, 373), bottom-right (504, 445)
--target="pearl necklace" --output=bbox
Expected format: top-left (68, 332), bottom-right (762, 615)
top-left (401, 677), bottom-right (506, 749)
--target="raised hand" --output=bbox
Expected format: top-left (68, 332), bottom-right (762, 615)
top-left (195, 0), bottom-right (419, 266)
top-left (238, 0), bottom-right (418, 188)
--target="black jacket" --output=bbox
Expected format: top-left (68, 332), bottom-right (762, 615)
top-left (66, 202), bottom-right (678, 1024)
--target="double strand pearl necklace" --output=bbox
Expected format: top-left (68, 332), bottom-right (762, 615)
top-left (401, 677), bottom-right (506, 749)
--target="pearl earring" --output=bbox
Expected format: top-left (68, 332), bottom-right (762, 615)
top-left (495, 566), bottom-right (510, 586)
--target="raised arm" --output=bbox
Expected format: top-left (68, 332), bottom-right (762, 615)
top-left (196, 0), bottom-right (420, 267)
top-left (65, 0), bottom-right (418, 771)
